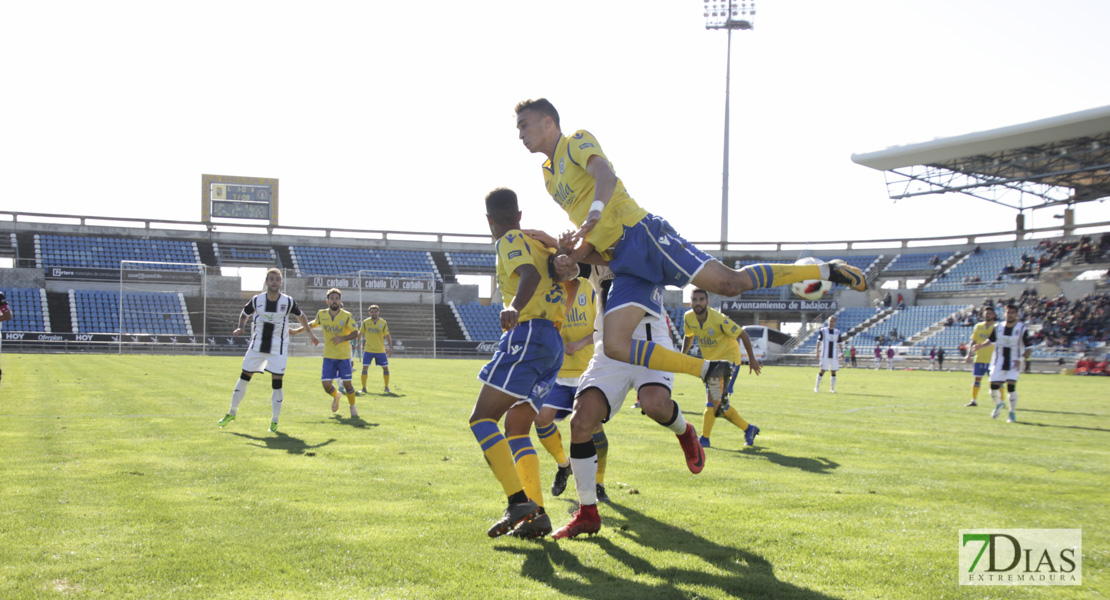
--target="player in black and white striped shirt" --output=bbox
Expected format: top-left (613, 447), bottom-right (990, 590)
top-left (972, 302), bottom-right (1031, 423)
top-left (218, 268), bottom-right (318, 432)
top-left (814, 316), bottom-right (843, 393)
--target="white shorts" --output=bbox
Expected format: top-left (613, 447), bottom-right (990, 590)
top-left (241, 349), bottom-right (288, 375)
top-left (989, 365), bottom-right (1020, 384)
top-left (576, 352), bottom-right (673, 422)
top-left (820, 357), bottom-right (839, 371)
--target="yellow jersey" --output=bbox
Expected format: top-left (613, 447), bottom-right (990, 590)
top-left (559, 277), bottom-right (597, 378)
top-left (313, 308), bottom-right (358, 360)
top-left (495, 230), bottom-right (566, 326)
top-left (684, 307), bottom-right (743, 363)
top-left (971, 321), bottom-right (996, 363)
top-left (542, 130), bottom-right (648, 259)
top-left (360, 317), bottom-right (390, 354)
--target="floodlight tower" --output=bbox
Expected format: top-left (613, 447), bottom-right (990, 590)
top-left (704, 0), bottom-right (755, 249)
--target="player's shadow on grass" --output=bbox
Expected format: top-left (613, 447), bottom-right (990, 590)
top-left (1022, 408), bottom-right (1101, 417)
top-left (229, 431), bottom-right (336, 455)
top-left (1012, 421), bottom-right (1108, 433)
top-left (329, 414), bottom-right (380, 429)
top-left (497, 503), bottom-right (841, 600)
top-left (721, 447), bottom-right (839, 474)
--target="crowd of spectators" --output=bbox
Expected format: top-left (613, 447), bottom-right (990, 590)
top-left (950, 291), bottom-right (1110, 351)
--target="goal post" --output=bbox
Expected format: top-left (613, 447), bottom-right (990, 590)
top-left (118, 260), bottom-right (207, 355)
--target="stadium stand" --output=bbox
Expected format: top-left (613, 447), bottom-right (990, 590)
top-left (790, 306), bottom-right (879, 355)
top-left (884, 252), bottom-right (953, 273)
top-left (70, 290), bottom-right (192, 335)
top-left (289, 246), bottom-right (439, 278)
top-left (0, 287), bottom-right (50, 332)
top-left (923, 245), bottom-right (1045, 292)
top-left (213, 243), bottom-right (280, 267)
top-left (446, 251), bottom-right (496, 274)
top-left (451, 301), bottom-right (503, 341)
top-left (37, 235), bottom-right (201, 270)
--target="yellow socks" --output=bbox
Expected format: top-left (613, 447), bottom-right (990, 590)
top-left (631, 339), bottom-right (705, 378)
top-left (469, 419), bottom-right (523, 497)
top-left (592, 428), bottom-right (609, 484)
top-left (740, 263), bottom-right (822, 289)
top-left (508, 435), bottom-right (543, 508)
top-left (535, 422), bottom-right (567, 464)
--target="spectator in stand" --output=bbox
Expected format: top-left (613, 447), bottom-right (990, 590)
top-left (896, 293), bottom-right (905, 310)
top-left (937, 347), bottom-right (945, 370)
top-left (883, 292), bottom-right (892, 309)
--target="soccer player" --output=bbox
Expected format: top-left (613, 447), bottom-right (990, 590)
top-left (0, 290), bottom-right (12, 385)
top-left (301, 288), bottom-right (362, 417)
top-left (813, 316), bottom-right (844, 393)
top-left (681, 289), bottom-right (761, 448)
top-left (514, 98), bottom-right (866, 400)
top-left (356, 305), bottom-right (392, 395)
top-left (553, 265), bottom-right (704, 540)
top-left (965, 304), bottom-right (998, 407)
top-left (219, 268), bottom-right (318, 432)
top-left (469, 188), bottom-right (576, 540)
top-left (971, 302), bottom-right (1031, 423)
top-left (533, 274), bottom-right (613, 503)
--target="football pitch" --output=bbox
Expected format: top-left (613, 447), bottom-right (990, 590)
top-left (0, 354), bottom-right (1105, 599)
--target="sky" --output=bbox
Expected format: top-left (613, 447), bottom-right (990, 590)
top-left (3, 0), bottom-right (1110, 248)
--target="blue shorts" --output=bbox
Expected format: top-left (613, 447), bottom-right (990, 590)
top-left (973, 362), bottom-right (990, 377)
top-left (607, 214), bottom-right (713, 315)
top-left (362, 352), bottom-right (389, 367)
top-left (478, 319), bottom-right (564, 404)
top-left (544, 382), bottom-right (577, 421)
top-left (322, 357), bottom-right (353, 382)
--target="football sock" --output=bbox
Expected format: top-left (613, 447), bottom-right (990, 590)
top-left (702, 403), bottom-right (718, 438)
top-left (230, 379), bottom-right (248, 414)
top-left (659, 400), bottom-right (688, 434)
top-left (592, 428), bottom-right (609, 484)
top-left (972, 382), bottom-right (981, 400)
top-left (991, 388), bottom-right (1003, 406)
top-left (535, 422), bottom-right (567, 464)
top-left (569, 441), bottom-right (598, 505)
top-left (470, 419), bottom-right (523, 497)
top-left (271, 389), bottom-right (283, 422)
top-left (1008, 391), bottom-right (1018, 412)
top-left (629, 339), bottom-right (704, 377)
top-left (830, 375), bottom-right (837, 392)
top-left (723, 405), bottom-right (749, 430)
top-left (346, 391), bottom-right (356, 406)
top-left (384, 373), bottom-right (390, 388)
top-left (507, 435), bottom-right (543, 508)
top-left (361, 373), bottom-right (368, 389)
top-left (330, 388), bottom-right (341, 400)
top-left (739, 263), bottom-right (823, 290)
top-left (815, 373), bottom-right (823, 389)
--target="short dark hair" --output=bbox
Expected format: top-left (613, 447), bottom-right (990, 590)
top-left (485, 188), bottom-right (519, 224)
top-left (691, 288), bottom-right (709, 298)
top-left (515, 98), bottom-right (560, 129)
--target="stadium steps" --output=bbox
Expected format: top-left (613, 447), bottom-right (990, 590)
top-left (195, 242), bottom-right (219, 267)
top-left (429, 252), bottom-right (457, 284)
top-left (369, 302), bottom-right (443, 343)
top-left (16, 233), bottom-right (36, 268)
top-left (871, 254), bottom-right (897, 276)
top-left (182, 295), bottom-right (209, 337)
top-left (46, 291), bottom-right (72, 334)
top-left (436, 303), bottom-right (465, 340)
top-left (0, 233), bottom-right (14, 258)
top-left (203, 297), bottom-right (249, 337)
top-left (274, 246), bottom-right (295, 274)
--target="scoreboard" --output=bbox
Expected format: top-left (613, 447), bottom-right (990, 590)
top-left (201, 174), bottom-right (279, 226)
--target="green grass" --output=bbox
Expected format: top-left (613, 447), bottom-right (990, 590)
top-left (0, 354), bottom-right (1106, 599)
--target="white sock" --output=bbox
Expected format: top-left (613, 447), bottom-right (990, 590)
top-left (991, 388), bottom-right (1002, 405)
top-left (664, 402), bottom-right (688, 435)
top-left (819, 264), bottom-right (830, 279)
top-left (830, 375), bottom-right (837, 391)
top-left (271, 388), bottom-right (283, 422)
top-left (570, 456), bottom-right (598, 505)
top-left (1008, 390), bottom-right (1018, 412)
top-left (230, 379), bottom-right (248, 414)
top-left (815, 374), bottom-right (823, 389)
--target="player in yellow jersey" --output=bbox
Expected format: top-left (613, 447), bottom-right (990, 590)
top-left (682, 289), bottom-right (761, 448)
top-left (514, 98), bottom-right (866, 404)
top-left (532, 274), bottom-right (615, 503)
top-left (469, 188), bottom-right (579, 540)
top-left (295, 288), bottom-right (362, 417)
top-left (356, 305), bottom-right (392, 395)
top-left (965, 303), bottom-right (1000, 407)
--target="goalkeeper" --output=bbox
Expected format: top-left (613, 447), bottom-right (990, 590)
top-left (681, 288), bottom-right (761, 448)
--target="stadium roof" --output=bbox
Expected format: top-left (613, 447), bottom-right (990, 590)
top-left (851, 105), bottom-right (1110, 211)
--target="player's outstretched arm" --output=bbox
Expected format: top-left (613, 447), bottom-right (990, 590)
top-left (299, 314), bottom-right (319, 346)
top-left (739, 329), bottom-right (762, 375)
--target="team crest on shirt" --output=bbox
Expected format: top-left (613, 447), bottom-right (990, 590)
top-left (578, 294), bottom-right (587, 306)
top-left (573, 132), bottom-right (584, 139)
top-left (559, 158), bottom-right (565, 175)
